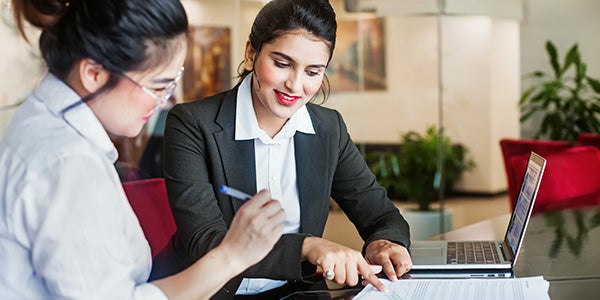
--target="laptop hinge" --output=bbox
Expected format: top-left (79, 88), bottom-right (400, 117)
top-left (499, 242), bottom-right (514, 262)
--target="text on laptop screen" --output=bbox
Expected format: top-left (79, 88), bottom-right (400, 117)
top-left (506, 156), bottom-right (544, 254)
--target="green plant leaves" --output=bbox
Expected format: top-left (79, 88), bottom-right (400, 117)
top-left (588, 78), bottom-right (600, 94)
top-left (562, 44), bottom-right (580, 77)
top-left (546, 41), bottom-right (560, 78)
top-left (363, 126), bottom-right (475, 211)
top-left (520, 40), bottom-right (600, 141)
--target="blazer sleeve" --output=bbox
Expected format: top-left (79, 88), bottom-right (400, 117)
top-left (163, 103), bottom-right (228, 258)
top-left (163, 102), bottom-right (308, 283)
top-left (328, 110), bottom-right (411, 250)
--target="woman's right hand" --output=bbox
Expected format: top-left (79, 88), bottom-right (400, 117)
top-left (302, 237), bottom-right (386, 292)
top-left (221, 190), bottom-right (285, 267)
top-left (152, 190), bottom-right (284, 299)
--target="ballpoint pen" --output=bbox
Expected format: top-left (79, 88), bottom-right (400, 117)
top-left (219, 185), bottom-right (252, 201)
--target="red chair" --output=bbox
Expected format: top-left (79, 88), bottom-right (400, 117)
top-left (499, 138), bottom-right (574, 206)
top-left (509, 146), bottom-right (600, 214)
top-left (122, 178), bottom-right (176, 257)
top-left (577, 132), bottom-right (600, 149)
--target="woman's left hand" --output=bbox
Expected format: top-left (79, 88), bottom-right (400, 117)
top-left (364, 239), bottom-right (413, 281)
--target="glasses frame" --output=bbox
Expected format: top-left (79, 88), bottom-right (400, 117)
top-left (120, 67), bottom-right (184, 108)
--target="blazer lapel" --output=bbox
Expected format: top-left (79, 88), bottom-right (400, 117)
top-left (214, 88), bottom-right (256, 211)
top-left (295, 110), bottom-right (329, 234)
top-left (212, 93), bottom-right (330, 230)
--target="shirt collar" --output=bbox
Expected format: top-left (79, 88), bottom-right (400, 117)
top-left (34, 73), bottom-right (118, 162)
top-left (234, 73), bottom-right (315, 142)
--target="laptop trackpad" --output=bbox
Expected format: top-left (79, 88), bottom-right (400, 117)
top-left (413, 247), bottom-right (443, 256)
top-left (411, 241), bottom-right (446, 265)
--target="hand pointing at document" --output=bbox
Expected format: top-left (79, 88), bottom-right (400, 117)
top-left (303, 237), bottom-right (388, 292)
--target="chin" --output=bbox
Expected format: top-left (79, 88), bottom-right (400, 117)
top-left (275, 105), bottom-right (302, 119)
top-left (115, 126), bottom-right (143, 138)
top-left (128, 128), bottom-right (144, 138)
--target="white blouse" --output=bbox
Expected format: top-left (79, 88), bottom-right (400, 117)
top-left (234, 74), bottom-right (315, 294)
top-left (0, 74), bottom-right (167, 299)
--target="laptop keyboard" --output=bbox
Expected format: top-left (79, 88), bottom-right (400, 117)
top-left (447, 241), bottom-right (501, 264)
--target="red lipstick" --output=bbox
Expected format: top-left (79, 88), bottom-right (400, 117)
top-left (275, 90), bottom-right (300, 106)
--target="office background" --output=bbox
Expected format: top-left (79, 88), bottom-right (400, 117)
top-left (1, 0), bottom-right (599, 195)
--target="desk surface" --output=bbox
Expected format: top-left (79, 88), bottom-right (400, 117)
top-left (282, 205), bottom-right (600, 299)
top-left (432, 207), bottom-right (600, 299)
top-left (430, 213), bottom-right (510, 241)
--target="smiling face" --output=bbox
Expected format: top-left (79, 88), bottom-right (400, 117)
top-left (244, 30), bottom-right (331, 136)
top-left (87, 38), bottom-right (187, 138)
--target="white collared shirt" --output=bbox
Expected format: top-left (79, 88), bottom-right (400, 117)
top-left (0, 74), bottom-right (167, 299)
top-left (234, 74), bottom-right (315, 295)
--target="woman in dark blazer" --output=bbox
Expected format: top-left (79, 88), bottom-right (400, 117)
top-left (162, 0), bottom-right (412, 297)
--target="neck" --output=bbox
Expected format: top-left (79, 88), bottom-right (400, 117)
top-left (256, 110), bottom-right (287, 138)
top-left (249, 76), bottom-right (290, 138)
top-left (63, 69), bottom-right (90, 99)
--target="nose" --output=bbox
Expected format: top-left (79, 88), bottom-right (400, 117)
top-left (284, 71), bottom-right (303, 93)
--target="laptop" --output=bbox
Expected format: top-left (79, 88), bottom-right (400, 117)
top-left (409, 151), bottom-right (546, 277)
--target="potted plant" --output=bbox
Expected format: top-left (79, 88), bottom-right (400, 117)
top-left (364, 126), bottom-right (475, 210)
top-left (364, 125), bottom-right (475, 239)
top-left (363, 149), bottom-right (404, 200)
top-left (396, 125), bottom-right (476, 211)
top-left (520, 40), bottom-right (600, 141)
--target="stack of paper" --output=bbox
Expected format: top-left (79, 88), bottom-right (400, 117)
top-left (354, 276), bottom-right (549, 300)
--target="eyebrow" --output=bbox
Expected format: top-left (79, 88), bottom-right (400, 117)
top-left (151, 77), bottom-right (176, 84)
top-left (271, 51), bottom-right (327, 69)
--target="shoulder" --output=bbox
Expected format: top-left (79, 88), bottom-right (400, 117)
top-left (306, 103), bottom-right (340, 118)
top-left (174, 88), bottom-right (236, 114)
top-left (305, 103), bottom-right (346, 131)
top-left (4, 101), bottom-right (101, 172)
top-left (1, 117), bottom-right (113, 217)
top-left (168, 88), bottom-right (236, 126)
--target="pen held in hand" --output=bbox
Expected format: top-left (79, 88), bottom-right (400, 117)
top-left (219, 185), bottom-right (252, 201)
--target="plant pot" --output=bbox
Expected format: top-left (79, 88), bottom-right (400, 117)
top-left (400, 208), bottom-right (453, 240)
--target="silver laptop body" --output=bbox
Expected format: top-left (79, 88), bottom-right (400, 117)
top-left (410, 152), bottom-right (546, 274)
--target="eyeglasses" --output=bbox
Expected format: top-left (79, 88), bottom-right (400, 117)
top-left (120, 67), bottom-right (184, 108)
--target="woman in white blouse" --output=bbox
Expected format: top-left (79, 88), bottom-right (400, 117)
top-left (0, 0), bottom-right (285, 299)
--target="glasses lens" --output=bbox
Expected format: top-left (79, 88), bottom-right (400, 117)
top-left (159, 83), bottom-right (177, 105)
top-left (159, 68), bottom-right (183, 104)
top-left (138, 67), bottom-right (183, 107)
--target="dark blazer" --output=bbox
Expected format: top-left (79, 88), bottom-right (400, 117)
top-left (162, 85), bottom-right (410, 295)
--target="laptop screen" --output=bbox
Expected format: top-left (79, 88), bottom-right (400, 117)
top-left (503, 152), bottom-right (546, 258)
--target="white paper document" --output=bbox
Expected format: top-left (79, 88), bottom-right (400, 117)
top-left (354, 276), bottom-right (549, 300)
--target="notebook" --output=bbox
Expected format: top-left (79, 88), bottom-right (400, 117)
top-left (409, 151), bottom-right (546, 277)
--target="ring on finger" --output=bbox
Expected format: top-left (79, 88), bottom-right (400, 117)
top-left (323, 269), bottom-right (335, 280)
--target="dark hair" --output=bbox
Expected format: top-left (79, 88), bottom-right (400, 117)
top-left (238, 0), bottom-right (337, 104)
top-left (12, 0), bottom-right (189, 98)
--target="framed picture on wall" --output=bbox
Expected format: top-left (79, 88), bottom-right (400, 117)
top-left (182, 26), bottom-right (231, 101)
top-left (327, 17), bottom-right (386, 93)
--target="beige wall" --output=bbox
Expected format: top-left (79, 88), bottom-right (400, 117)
top-left (0, 12), bottom-right (43, 134)
top-left (520, 0), bottom-right (600, 138)
top-left (2, 0), bottom-right (600, 193)
top-left (326, 2), bottom-right (522, 193)
top-left (183, 0), bottom-right (521, 193)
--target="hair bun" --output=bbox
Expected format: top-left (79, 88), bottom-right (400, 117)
top-left (12, 0), bottom-right (71, 38)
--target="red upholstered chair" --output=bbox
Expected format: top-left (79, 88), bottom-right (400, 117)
top-left (508, 146), bottom-right (600, 214)
top-left (499, 138), bottom-right (574, 206)
top-left (577, 132), bottom-right (600, 149)
top-left (122, 178), bottom-right (176, 257)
